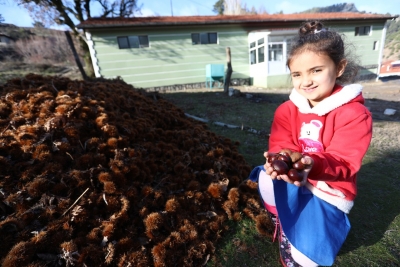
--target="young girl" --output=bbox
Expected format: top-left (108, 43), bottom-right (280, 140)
top-left (248, 21), bottom-right (373, 266)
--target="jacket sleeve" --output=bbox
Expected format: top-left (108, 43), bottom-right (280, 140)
top-left (268, 102), bottom-right (300, 153)
top-left (307, 105), bottom-right (372, 181)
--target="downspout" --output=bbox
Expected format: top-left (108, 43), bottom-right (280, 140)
top-left (376, 19), bottom-right (390, 81)
top-left (85, 31), bottom-right (101, 78)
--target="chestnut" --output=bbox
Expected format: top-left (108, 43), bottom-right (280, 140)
top-left (290, 152), bottom-right (303, 163)
top-left (279, 148), bottom-right (292, 158)
top-left (292, 160), bottom-right (305, 171)
top-left (278, 154), bottom-right (291, 165)
top-left (267, 153), bottom-right (278, 163)
top-left (271, 160), bottom-right (289, 175)
top-left (288, 169), bottom-right (302, 182)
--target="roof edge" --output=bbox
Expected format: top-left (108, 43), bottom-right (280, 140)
top-left (77, 13), bottom-right (397, 29)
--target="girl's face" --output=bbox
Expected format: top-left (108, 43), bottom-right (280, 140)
top-left (288, 50), bottom-right (346, 107)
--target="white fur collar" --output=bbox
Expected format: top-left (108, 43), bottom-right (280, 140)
top-left (289, 84), bottom-right (363, 116)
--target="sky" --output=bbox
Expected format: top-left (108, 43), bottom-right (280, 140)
top-left (1, 0), bottom-right (400, 28)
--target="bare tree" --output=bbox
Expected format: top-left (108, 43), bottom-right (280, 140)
top-left (223, 0), bottom-right (245, 15)
top-left (222, 0), bottom-right (267, 15)
top-left (17, 0), bottom-right (142, 79)
top-left (33, 21), bottom-right (45, 28)
top-left (224, 47), bottom-right (232, 94)
top-left (257, 5), bottom-right (268, 14)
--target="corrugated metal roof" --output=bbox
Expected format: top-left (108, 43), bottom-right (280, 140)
top-left (77, 13), bottom-right (396, 29)
top-left (380, 60), bottom-right (400, 75)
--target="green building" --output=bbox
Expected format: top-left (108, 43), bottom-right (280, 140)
top-left (77, 13), bottom-right (395, 89)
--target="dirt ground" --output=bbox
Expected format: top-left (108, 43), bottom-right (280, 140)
top-left (233, 77), bottom-right (400, 122)
top-left (353, 78), bottom-right (400, 122)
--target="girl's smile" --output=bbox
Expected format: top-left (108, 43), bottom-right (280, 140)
top-left (289, 51), bottom-right (346, 107)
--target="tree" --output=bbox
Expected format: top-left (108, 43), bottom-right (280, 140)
top-left (0, 13), bottom-right (4, 23)
top-left (33, 21), bottom-right (45, 28)
top-left (213, 0), bottom-right (224, 15)
top-left (217, 0), bottom-right (266, 15)
top-left (17, 0), bottom-right (141, 79)
top-left (257, 6), bottom-right (268, 15)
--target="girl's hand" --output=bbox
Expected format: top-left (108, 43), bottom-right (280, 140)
top-left (263, 152), bottom-right (314, 187)
top-left (294, 155), bottom-right (314, 187)
top-left (263, 151), bottom-right (282, 179)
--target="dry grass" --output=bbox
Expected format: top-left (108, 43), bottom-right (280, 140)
top-left (0, 62), bottom-right (82, 85)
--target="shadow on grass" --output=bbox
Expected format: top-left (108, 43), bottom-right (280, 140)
top-left (337, 148), bottom-right (400, 264)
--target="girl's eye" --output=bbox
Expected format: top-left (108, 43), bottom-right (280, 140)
top-left (291, 73), bottom-right (300, 78)
top-left (313, 69), bottom-right (321, 73)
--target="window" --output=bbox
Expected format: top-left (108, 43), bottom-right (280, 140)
top-left (117, 37), bottom-right (129, 49)
top-left (138, 36), bottom-right (149, 47)
top-left (117, 35), bottom-right (149, 49)
top-left (192, 34), bottom-right (200, 45)
top-left (249, 38), bottom-right (265, 65)
top-left (250, 48), bottom-right (256, 65)
top-left (268, 44), bottom-right (283, 61)
top-left (355, 26), bottom-right (371, 36)
top-left (373, 41), bottom-right (379, 50)
top-left (258, 46), bottom-right (265, 63)
top-left (128, 36), bottom-right (139, 48)
top-left (191, 32), bottom-right (218, 45)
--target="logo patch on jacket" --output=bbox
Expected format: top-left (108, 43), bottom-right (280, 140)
top-left (299, 120), bottom-right (324, 152)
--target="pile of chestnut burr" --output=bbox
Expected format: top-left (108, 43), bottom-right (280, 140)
top-left (266, 149), bottom-right (307, 182)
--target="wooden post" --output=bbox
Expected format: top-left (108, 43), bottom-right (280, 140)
top-left (65, 31), bottom-right (88, 81)
top-left (224, 47), bottom-right (233, 94)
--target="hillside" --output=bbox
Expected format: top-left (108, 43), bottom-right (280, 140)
top-left (383, 18), bottom-right (400, 61)
top-left (0, 23), bottom-right (84, 84)
top-left (0, 24), bottom-right (80, 61)
top-left (301, 3), bottom-right (358, 13)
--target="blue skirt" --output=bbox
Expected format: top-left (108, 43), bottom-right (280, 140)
top-left (249, 166), bottom-right (351, 266)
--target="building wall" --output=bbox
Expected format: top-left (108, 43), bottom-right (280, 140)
top-left (250, 20), bottom-right (386, 87)
top-left (329, 21), bottom-right (385, 79)
top-left (88, 19), bottom-right (387, 89)
top-left (267, 74), bottom-right (292, 88)
top-left (89, 25), bottom-right (250, 88)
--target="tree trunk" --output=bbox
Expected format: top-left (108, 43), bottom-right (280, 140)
top-left (65, 31), bottom-right (88, 81)
top-left (224, 47), bottom-right (233, 94)
top-left (79, 37), bottom-right (95, 78)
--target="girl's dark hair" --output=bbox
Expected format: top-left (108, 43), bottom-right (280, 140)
top-left (287, 21), bottom-right (359, 84)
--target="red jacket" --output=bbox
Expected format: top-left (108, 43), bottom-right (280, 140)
top-left (269, 84), bottom-right (372, 212)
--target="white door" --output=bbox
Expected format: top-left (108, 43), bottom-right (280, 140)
top-left (268, 42), bottom-right (285, 75)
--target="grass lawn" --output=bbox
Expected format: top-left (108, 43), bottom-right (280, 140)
top-left (161, 88), bottom-right (400, 267)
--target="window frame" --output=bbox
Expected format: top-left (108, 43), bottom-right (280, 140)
top-left (373, 40), bottom-right (379, 50)
top-left (117, 36), bottom-right (130, 49)
top-left (191, 32), bottom-right (218, 45)
top-left (249, 37), bottom-right (266, 65)
top-left (268, 43), bottom-right (284, 62)
top-left (117, 35), bottom-right (149, 49)
top-left (355, 26), bottom-right (372, 36)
